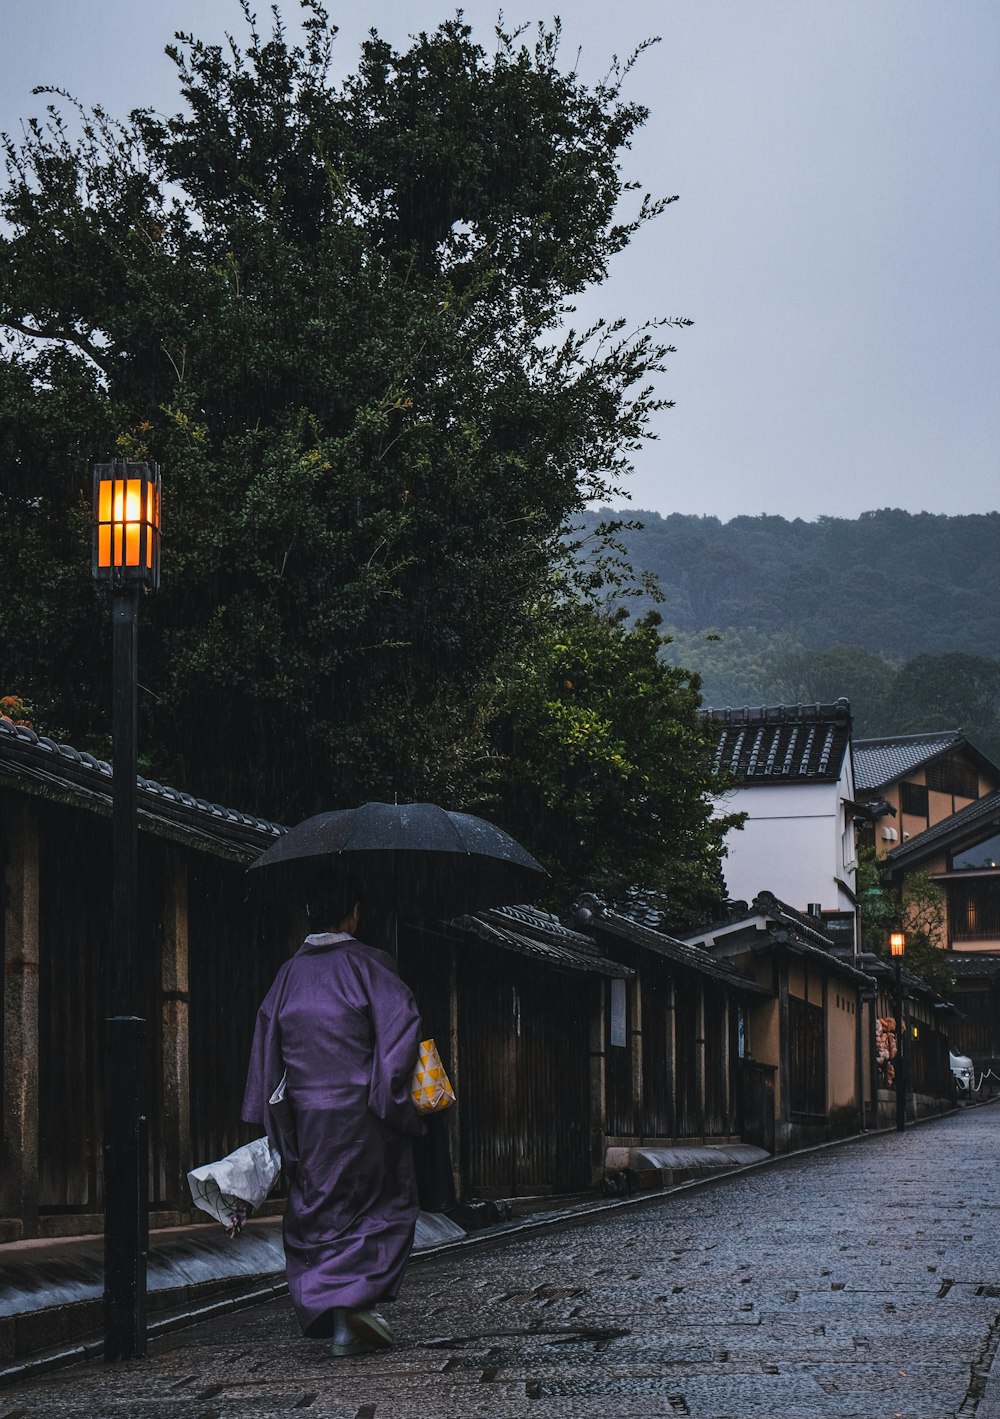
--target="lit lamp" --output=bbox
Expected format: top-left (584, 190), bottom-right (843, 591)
top-left (92, 459), bottom-right (161, 1361)
top-left (889, 931), bottom-right (906, 1133)
top-left (93, 462), bottom-right (161, 588)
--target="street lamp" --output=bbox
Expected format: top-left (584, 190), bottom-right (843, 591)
top-left (889, 930), bottom-right (906, 1133)
top-left (92, 459), bottom-right (161, 1360)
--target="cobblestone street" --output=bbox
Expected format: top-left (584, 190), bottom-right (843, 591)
top-left (4, 1107), bottom-right (1000, 1418)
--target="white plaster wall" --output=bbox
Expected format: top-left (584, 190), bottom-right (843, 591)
top-left (715, 778), bottom-right (856, 913)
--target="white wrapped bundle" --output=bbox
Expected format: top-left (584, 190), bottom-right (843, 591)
top-left (187, 1136), bottom-right (282, 1235)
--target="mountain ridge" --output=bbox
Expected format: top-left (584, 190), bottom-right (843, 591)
top-left (581, 507), bottom-right (999, 659)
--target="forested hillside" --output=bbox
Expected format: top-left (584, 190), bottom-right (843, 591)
top-left (581, 508), bottom-right (999, 657)
top-left (579, 509), bottom-right (1000, 760)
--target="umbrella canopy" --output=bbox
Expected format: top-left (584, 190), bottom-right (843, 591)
top-left (249, 801), bottom-right (546, 919)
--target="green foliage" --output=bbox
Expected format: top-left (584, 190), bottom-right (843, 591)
top-left (899, 873), bottom-right (953, 997)
top-left (0, 5), bottom-right (682, 820)
top-left (576, 506), bottom-right (1000, 757)
top-left (661, 625), bottom-right (808, 710)
top-left (770, 645), bottom-right (899, 730)
top-left (662, 633), bottom-right (1000, 764)
top-left (880, 654), bottom-right (1000, 758)
top-left (860, 856), bottom-right (953, 997)
top-left (856, 846), bottom-right (896, 954)
top-left (579, 507), bottom-right (1000, 660)
top-left (481, 605), bottom-right (743, 930)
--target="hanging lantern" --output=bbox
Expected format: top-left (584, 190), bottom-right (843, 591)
top-left (889, 930), bottom-right (906, 957)
top-left (92, 461), bottom-right (161, 589)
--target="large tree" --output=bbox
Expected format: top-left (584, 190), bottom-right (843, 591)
top-left (482, 605), bottom-right (742, 930)
top-left (0, 4), bottom-right (681, 820)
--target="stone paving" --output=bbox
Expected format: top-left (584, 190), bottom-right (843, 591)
top-left (3, 1106), bottom-right (1000, 1418)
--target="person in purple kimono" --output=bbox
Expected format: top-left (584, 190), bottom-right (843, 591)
top-left (242, 880), bottom-right (424, 1357)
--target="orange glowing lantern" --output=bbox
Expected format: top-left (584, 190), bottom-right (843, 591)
top-left (889, 931), bottom-right (906, 958)
top-left (92, 461), bottom-right (161, 588)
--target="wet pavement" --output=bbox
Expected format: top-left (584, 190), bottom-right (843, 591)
top-left (2, 1105), bottom-right (999, 1417)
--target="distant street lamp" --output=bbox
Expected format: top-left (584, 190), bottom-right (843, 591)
top-left (92, 459), bottom-right (161, 1360)
top-left (889, 930), bottom-right (906, 1133)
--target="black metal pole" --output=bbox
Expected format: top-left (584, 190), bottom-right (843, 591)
top-left (104, 586), bottom-right (148, 1360)
top-left (894, 956), bottom-right (906, 1133)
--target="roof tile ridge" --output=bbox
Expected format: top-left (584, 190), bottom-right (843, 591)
top-left (854, 729), bottom-right (963, 746)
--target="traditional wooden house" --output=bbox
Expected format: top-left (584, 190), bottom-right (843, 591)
top-left (570, 900), bottom-right (771, 1161)
top-left (398, 906), bottom-right (631, 1200)
top-left (683, 892), bottom-right (954, 1140)
top-left (878, 788), bottom-right (1000, 1070)
top-left (944, 952), bottom-right (1000, 1077)
top-left (0, 718), bottom-right (292, 1241)
top-left (700, 700), bottom-right (860, 948)
top-left (853, 730), bottom-right (1000, 859)
top-left (681, 894), bottom-right (882, 1150)
top-left (0, 718), bottom-right (635, 1239)
top-left (856, 955), bottom-right (955, 1127)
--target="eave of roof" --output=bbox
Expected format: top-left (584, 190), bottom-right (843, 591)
top-left (946, 950), bottom-right (1000, 982)
top-left (589, 908), bottom-right (770, 994)
top-left (700, 700), bottom-right (852, 785)
top-left (753, 929), bottom-right (876, 987)
top-left (0, 719), bottom-right (286, 863)
top-left (853, 731), bottom-right (1000, 792)
top-left (882, 789), bottom-right (1000, 874)
top-left (855, 954), bottom-right (950, 1003)
top-left (456, 908), bottom-right (633, 979)
top-left (684, 892), bottom-right (835, 950)
top-left (682, 893), bottom-right (876, 988)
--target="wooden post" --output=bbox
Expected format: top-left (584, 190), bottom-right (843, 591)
top-left (665, 977), bottom-right (677, 1140)
top-left (822, 971), bottom-right (829, 1117)
top-left (1, 795), bottom-right (41, 1238)
top-left (778, 955), bottom-right (791, 1147)
top-left (855, 987), bottom-right (866, 1128)
top-left (159, 856), bottom-right (190, 1213)
top-left (447, 944), bottom-right (462, 1201)
top-left (695, 984), bottom-right (707, 1139)
top-left (629, 974), bottom-right (644, 1138)
top-left (721, 993), bottom-right (732, 1136)
top-left (589, 978), bottom-right (607, 1184)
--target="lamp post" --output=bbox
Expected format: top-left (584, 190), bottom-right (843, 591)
top-left (92, 459), bottom-right (161, 1360)
top-left (889, 930), bottom-right (906, 1133)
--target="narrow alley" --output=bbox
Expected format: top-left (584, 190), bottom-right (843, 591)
top-left (4, 1106), bottom-right (999, 1418)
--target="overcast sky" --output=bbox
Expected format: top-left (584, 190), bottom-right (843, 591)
top-left (1, 0), bottom-right (997, 521)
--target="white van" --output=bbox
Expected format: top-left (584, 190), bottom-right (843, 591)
top-left (950, 1052), bottom-right (974, 1096)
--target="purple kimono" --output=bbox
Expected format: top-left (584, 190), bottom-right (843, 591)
top-left (242, 932), bottom-right (423, 1338)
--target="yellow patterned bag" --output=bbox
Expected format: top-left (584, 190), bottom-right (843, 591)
top-left (410, 1038), bottom-right (456, 1115)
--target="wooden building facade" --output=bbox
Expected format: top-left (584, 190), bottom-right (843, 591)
top-left (576, 905), bottom-right (771, 1160)
top-left (682, 892), bottom-right (953, 1150)
top-left (0, 719), bottom-right (959, 1246)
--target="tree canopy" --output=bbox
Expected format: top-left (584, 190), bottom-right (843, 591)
top-left (482, 605), bottom-right (742, 930)
top-left (0, 3), bottom-right (681, 821)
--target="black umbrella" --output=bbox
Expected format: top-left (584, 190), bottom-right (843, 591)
top-left (249, 801), bottom-right (546, 920)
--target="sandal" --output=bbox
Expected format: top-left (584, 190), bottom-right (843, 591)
top-left (330, 1336), bottom-right (380, 1358)
top-left (347, 1309), bottom-right (394, 1349)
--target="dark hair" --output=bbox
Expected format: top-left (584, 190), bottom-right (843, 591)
top-left (305, 874), bottom-right (364, 932)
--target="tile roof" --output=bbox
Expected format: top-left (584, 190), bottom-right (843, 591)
top-left (699, 700), bottom-right (852, 785)
top-left (947, 950), bottom-right (1000, 982)
top-left (457, 906), bottom-right (633, 979)
top-left (682, 892), bottom-right (877, 988)
top-left (852, 731), bottom-right (965, 790)
top-left (882, 788), bottom-right (1000, 872)
top-left (587, 906), bottom-right (770, 994)
top-left (0, 718), bottom-right (286, 862)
